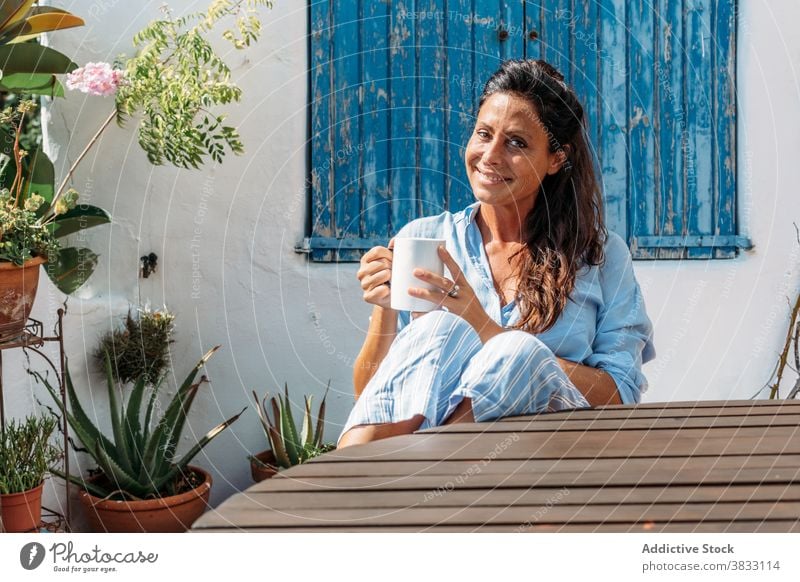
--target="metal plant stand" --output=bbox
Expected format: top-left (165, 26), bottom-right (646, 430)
top-left (0, 309), bottom-right (70, 532)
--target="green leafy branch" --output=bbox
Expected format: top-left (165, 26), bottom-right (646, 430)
top-left (115, 0), bottom-right (272, 169)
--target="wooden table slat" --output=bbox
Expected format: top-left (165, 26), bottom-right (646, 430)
top-left (474, 403), bottom-right (800, 422)
top-left (195, 501), bottom-right (800, 529)
top-left (247, 467), bottom-right (800, 492)
top-left (276, 454), bottom-right (800, 479)
top-left (418, 414), bottom-right (800, 433)
top-left (195, 520), bottom-right (800, 533)
top-left (597, 400), bottom-right (800, 409)
top-left (219, 484), bottom-right (800, 511)
top-left (321, 429), bottom-right (800, 462)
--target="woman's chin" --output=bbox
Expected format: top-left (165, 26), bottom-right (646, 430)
top-left (471, 187), bottom-right (513, 205)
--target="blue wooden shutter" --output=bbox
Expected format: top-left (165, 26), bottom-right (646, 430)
top-left (307, 0), bottom-right (746, 261)
top-left (534, 0), bottom-right (747, 258)
top-left (306, 0), bottom-right (523, 261)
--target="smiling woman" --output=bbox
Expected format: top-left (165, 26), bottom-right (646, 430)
top-left (339, 59), bottom-right (655, 449)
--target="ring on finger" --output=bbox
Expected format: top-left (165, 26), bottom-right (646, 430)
top-left (446, 283), bottom-right (460, 298)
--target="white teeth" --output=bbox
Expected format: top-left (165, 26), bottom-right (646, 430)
top-left (477, 168), bottom-right (506, 183)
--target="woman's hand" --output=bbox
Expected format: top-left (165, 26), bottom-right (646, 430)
top-left (408, 246), bottom-right (504, 342)
top-left (357, 240), bottom-right (395, 309)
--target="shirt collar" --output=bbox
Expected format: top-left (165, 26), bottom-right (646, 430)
top-left (460, 201), bottom-right (481, 226)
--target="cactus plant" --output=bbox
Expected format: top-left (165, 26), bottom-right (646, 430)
top-left (37, 346), bottom-right (244, 500)
top-left (253, 383), bottom-right (334, 470)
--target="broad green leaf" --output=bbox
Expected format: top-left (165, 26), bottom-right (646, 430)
top-left (22, 146), bottom-right (54, 209)
top-left (50, 205), bottom-right (111, 238)
top-left (0, 43), bottom-right (78, 75)
top-left (0, 72), bottom-right (64, 96)
top-left (45, 246), bottom-right (99, 295)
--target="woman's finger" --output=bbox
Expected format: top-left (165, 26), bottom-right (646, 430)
top-left (362, 268), bottom-right (391, 291)
top-left (407, 287), bottom-right (447, 309)
top-left (358, 257), bottom-right (392, 281)
top-left (412, 267), bottom-right (456, 294)
top-left (437, 245), bottom-right (465, 282)
top-left (362, 245), bottom-right (393, 264)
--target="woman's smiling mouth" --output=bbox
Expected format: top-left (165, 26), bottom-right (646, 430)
top-left (475, 167), bottom-right (511, 185)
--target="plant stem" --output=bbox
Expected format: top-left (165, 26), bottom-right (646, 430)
top-left (11, 111), bottom-right (25, 207)
top-left (769, 290), bottom-right (800, 398)
top-left (53, 109), bottom-right (117, 204)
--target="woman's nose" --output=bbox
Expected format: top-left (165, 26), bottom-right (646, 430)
top-left (481, 137), bottom-right (504, 166)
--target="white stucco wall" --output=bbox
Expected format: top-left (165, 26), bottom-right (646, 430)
top-left (5, 0), bottom-right (798, 520)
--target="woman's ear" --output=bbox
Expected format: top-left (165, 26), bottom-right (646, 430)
top-left (547, 145), bottom-right (571, 175)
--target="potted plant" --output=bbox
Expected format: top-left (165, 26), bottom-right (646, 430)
top-left (0, 414), bottom-right (60, 533)
top-left (2, 1), bottom-right (275, 341)
top-left (1, 3), bottom-right (110, 341)
top-left (0, 100), bottom-right (110, 341)
top-left (250, 383), bottom-right (335, 482)
top-left (95, 305), bottom-right (175, 385)
top-left (37, 346), bottom-right (245, 532)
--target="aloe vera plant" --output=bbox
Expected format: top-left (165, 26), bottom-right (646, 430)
top-left (37, 346), bottom-right (244, 500)
top-left (253, 383), bottom-right (334, 470)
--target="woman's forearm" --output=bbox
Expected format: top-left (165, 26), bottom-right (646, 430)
top-left (556, 358), bottom-right (621, 406)
top-left (353, 305), bottom-right (398, 399)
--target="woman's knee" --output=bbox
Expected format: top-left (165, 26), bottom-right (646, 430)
top-left (400, 310), bottom-right (479, 354)
top-left (407, 309), bottom-right (472, 337)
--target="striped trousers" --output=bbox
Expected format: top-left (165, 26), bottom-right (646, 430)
top-left (339, 311), bottom-right (589, 443)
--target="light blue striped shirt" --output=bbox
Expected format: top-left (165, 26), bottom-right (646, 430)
top-left (394, 202), bottom-right (656, 404)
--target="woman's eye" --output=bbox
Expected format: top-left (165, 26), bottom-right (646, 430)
top-left (476, 129), bottom-right (490, 139)
top-left (509, 138), bottom-right (527, 149)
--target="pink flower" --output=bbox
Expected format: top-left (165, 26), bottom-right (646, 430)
top-left (66, 62), bottom-right (124, 97)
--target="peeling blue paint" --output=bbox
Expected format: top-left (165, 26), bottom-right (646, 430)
top-left (309, 0), bottom-right (741, 261)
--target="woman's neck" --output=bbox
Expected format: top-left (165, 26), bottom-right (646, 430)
top-left (476, 202), bottom-right (531, 245)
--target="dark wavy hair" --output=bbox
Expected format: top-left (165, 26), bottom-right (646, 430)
top-left (478, 59), bottom-right (606, 333)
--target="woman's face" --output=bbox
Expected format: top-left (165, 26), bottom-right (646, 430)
top-left (464, 92), bottom-right (564, 215)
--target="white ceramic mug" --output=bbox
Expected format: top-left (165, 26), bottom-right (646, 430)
top-left (390, 237), bottom-right (446, 312)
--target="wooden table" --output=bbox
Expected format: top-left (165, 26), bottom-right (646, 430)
top-left (193, 400), bottom-right (800, 532)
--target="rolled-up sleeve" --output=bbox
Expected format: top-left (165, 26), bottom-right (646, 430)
top-left (583, 233), bottom-right (656, 404)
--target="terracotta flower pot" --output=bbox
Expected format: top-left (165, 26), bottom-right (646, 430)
top-left (0, 482), bottom-right (44, 533)
top-left (250, 450), bottom-right (279, 482)
top-left (78, 466), bottom-right (212, 533)
top-left (0, 256), bottom-right (46, 343)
